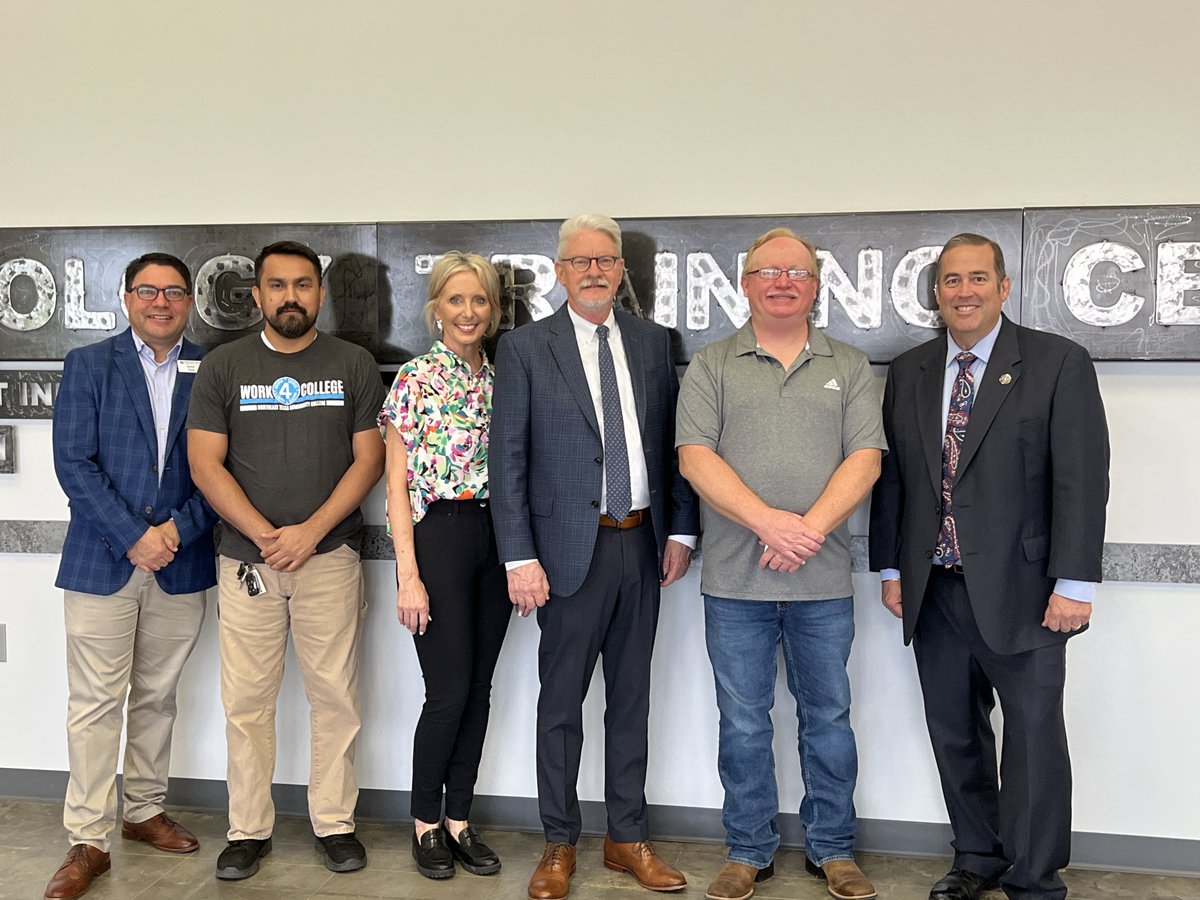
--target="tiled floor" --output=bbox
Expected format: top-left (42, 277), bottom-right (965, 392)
top-left (2, 799), bottom-right (1196, 899)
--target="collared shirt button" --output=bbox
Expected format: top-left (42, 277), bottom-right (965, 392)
top-left (144, 506), bottom-right (153, 515)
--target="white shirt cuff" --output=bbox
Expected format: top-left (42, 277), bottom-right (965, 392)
top-left (668, 534), bottom-right (697, 549)
top-left (505, 558), bottom-right (537, 572)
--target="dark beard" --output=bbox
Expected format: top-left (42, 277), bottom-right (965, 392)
top-left (269, 307), bottom-right (314, 339)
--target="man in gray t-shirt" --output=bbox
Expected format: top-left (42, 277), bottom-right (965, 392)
top-left (676, 228), bottom-right (885, 900)
top-left (187, 241), bottom-right (385, 883)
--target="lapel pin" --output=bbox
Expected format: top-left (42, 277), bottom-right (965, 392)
top-left (999, 373), bottom-right (1012, 385)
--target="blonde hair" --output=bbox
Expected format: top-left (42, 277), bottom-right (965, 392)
top-left (743, 227), bottom-right (821, 277)
top-left (423, 251), bottom-right (502, 337)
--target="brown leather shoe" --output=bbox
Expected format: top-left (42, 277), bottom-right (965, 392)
top-left (806, 857), bottom-right (876, 900)
top-left (705, 860), bottom-right (773, 900)
top-left (603, 836), bottom-right (686, 891)
top-left (45, 844), bottom-right (111, 899)
top-left (528, 841), bottom-right (576, 900)
top-left (121, 812), bottom-right (199, 853)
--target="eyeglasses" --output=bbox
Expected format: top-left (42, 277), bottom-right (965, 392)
top-left (131, 285), bottom-right (190, 302)
top-left (560, 256), bottom-right (620, 272)
top-left (745, 267), bottom-right (815, 283)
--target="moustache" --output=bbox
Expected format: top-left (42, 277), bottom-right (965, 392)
top-left (580, 278), bottom-right (610, 290)
top-left (277, 303), bottom-right (306, 315)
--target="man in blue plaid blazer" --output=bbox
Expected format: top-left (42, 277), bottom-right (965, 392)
top-left (46, 252), bottom-right (217, 900)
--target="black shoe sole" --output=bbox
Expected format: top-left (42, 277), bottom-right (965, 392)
top-left (315, 838), bottom-right (367, 873)
top-left (412, 843), bottom-right (455, 879)
top-left (215, 838), bottom-right (272, 880)
top-left (456, 857), bottom-right (501, 876)
top-left (415, 862), bottom-right (456, 879)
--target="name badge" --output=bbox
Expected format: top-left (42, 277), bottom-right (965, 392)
top-left (177, 359), bottom-right (201, 374)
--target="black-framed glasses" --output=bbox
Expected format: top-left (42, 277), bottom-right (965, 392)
top-left (131, 285), bottom-right (190, 302)
top-left (560, 255), bottom-right (620, 272)
top-left (745, 267), bottom-right (815, 283)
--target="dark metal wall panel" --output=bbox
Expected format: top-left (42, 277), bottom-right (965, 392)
top-left (1022, 206), bottom-right (1200, 360)
top-left (0, 224), bottom-right (378, 360)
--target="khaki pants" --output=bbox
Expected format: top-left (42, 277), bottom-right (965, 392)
top-left (63, 572), bottom-right (206, 852)
top-left (217, 545), bottom-right (365, 840)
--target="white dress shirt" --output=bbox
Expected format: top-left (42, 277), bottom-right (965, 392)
top-left (505, 306), bottom-right (695, 572)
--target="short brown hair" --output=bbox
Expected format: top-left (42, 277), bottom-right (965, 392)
top-left (937, 233), bottom-right (1006, 281)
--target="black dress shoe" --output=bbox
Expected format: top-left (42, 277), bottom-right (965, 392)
top-left (446, 825), bottom-right (501, 875)
top-left (412, 827), bottom-right (455, 879)
top-left (930, 867), bottom-right (999, 900)
top-left (216, 838), bottom-right (272, 880)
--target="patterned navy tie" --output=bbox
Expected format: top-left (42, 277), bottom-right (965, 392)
top-left (934, 351), bottom-right (977, 567)
top-left (595, 324), bottom-right (631, 523)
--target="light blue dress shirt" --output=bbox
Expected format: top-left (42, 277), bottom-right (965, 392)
top-left (130, 332), bottom-right (182, 486)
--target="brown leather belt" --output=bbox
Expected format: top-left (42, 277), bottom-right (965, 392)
top-left (599, 508), bottom-right (647, 529)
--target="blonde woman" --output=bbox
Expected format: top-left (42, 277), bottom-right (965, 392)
top-left (379, 252), bottom-right (510, 880)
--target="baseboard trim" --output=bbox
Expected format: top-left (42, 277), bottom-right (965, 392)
top-left (2, 768), bottom-right (1195, 877)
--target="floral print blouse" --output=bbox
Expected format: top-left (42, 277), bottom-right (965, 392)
top-left (378, 341), bottom-right (494, 525)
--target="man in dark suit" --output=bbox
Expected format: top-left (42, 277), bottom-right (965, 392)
top-left (869, 234), bottom-right (1109, 900)
top-left (48, 252), bottom-right (217, 900)
top-left (490, 214), bottom-right (699, 900)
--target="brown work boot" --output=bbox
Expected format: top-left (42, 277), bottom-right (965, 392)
top-left (44, 844), bottom-right (111, 899)
top-left (806, 856), bottom-right (877, 900)
top-left (121, 812), bottom-right (199, 853)
top-left (603, 835), bottom-right (686, 891)
top-left (705, 860), bottom-right (773, 900)
top-left (529, 841), bottom-right (576, 900)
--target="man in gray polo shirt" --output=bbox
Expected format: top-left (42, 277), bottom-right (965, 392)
top-left (677, 227), bottom-right (885, 900)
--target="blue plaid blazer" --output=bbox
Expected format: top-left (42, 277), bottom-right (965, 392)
top-left (53, 329), bottom-right (217, 595)
top-left (490, 305), bottom-right (698, 598)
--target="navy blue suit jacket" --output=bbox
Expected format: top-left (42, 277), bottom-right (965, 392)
top-left (869, 315), bottom-right (1109, 654)
top-left (490, 306), bottom-right (699, 598)
top-left (53, 329), bottom-right (217, 596)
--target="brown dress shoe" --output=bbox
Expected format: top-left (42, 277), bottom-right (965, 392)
top-left (121, 812), bottom-right (199, 853)
top-left (529, 841), bottom-right (576, 900)
top-left (705, 860), bottom-right (773, 900)
top-left (603, 836), bottom-right (686, 891)
top-left (45, 844), bottom-right (111, 900)
top-left (806, 857), bottom-right (877, 900)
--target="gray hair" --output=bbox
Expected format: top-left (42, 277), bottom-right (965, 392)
top-left (557, 214), bottom-right (623, 258)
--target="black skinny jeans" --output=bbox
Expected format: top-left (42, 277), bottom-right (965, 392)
top-left (408, 499), bottom-right (511, 822)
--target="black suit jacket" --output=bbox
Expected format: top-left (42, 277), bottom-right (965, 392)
top-left (869, 315), bottom-right (1109, 654)
top-left (490, 305), bottom-right (699, 598)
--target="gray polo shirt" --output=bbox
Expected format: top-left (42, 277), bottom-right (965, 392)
top-left (676, 321), bottom-right (886, 601)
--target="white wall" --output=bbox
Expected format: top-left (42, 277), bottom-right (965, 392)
top-left (2, 0), bottom-right (1199, 844)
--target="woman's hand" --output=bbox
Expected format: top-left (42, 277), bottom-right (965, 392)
top-left (397, 565), bottom-right (432, 635)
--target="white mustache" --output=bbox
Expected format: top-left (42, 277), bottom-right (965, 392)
top-left (581, 278), bottom-right (609, 289)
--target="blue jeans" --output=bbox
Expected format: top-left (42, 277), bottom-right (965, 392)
top-left (704, 594), bottom-right (858, 868)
